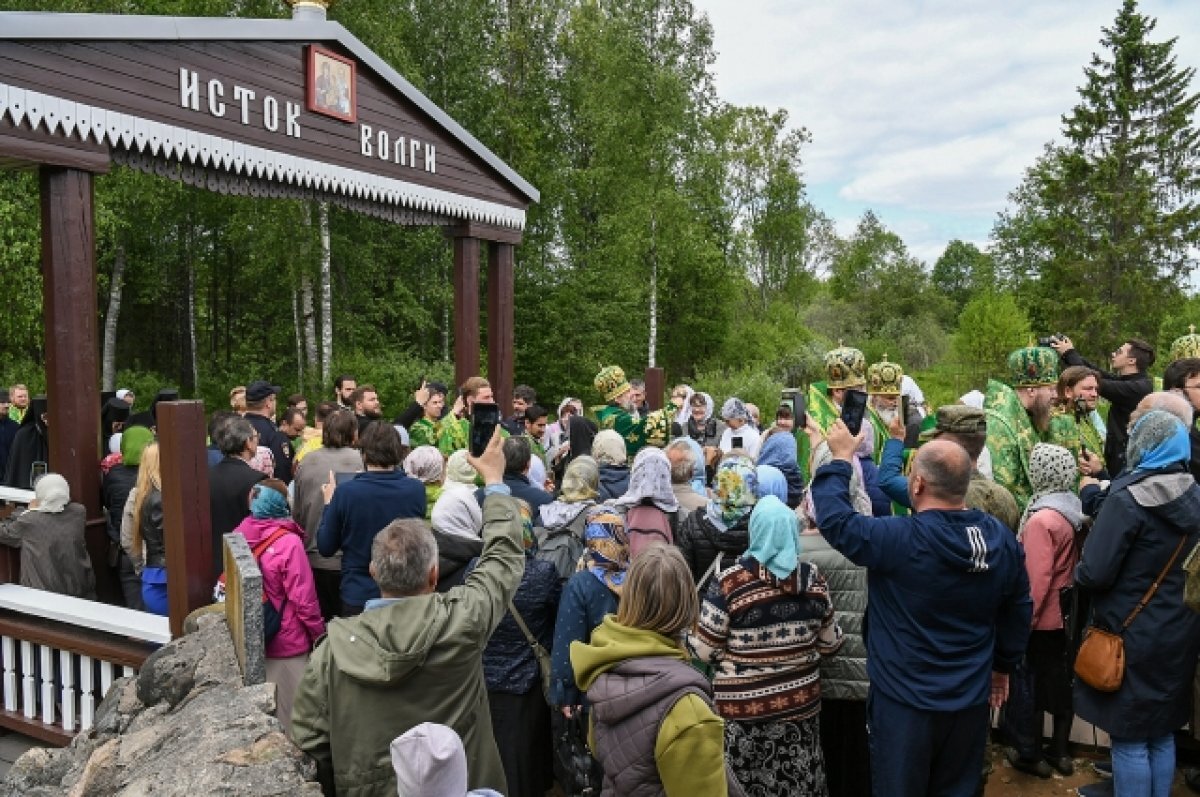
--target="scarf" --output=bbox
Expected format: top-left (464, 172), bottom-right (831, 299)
top-left (757, 431), bottom-right (799, 472)
top-left (755, 465), bottom-right (788, 504)
top-left (404, 445), bottom-right (445, 484)
top-left (1017, 443), bottom-right (1084, 539)
top-left (746, 495), bottom-right (802, 580)
top-left (673, 386), bottom-right (694, 429)
top-left (120, 425), bottom-right (154, 466)
top-left (704, 456), bottom-right (758, 532)
top-left (1128, 410), bottom-right (1191, 472)
top-left (567, 414), bottom-right (597, 461)
top-left (674, 436), bottom-right (708, 493)
top-left (592, 430), bottom-right (628, 466)
top-left (578, 506), bottom-right (630, 594)
top-left (721, 397), bottom-right (752, 424)
top-left (694, 393), bottom-right (715, 423)
top-left (444, 450), bottom-right (477, 486)
top-left (560, 455), bottom-right (600, 502)
top-left (249, 483), bottom-right (291, 519)
top-left (613, 447), bottom-right (679, 512)
top-left (30, 473), bottom-right (70, 513)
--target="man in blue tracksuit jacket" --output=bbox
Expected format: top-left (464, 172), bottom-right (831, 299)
top-left (812, 419), bottom-right (1032, 797)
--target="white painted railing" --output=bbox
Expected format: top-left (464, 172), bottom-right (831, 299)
top-left (0, 585), bottom-right (168, 744)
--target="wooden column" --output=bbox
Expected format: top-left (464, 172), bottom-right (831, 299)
top-left (487, 242), bottom-right (515, 413)
top-left (157, 401), bottom-right (212, 638)
top-left (452, 236), bottom-right (481, 388)
top-left (645, 367), bottom-right (665, 411)
top-left (40, 167), bottom-right (115, 601)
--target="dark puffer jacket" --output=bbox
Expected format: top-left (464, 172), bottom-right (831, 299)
top-left (1074, 468), bottom-right (1200, 739)
top-left (675, 510), bottom-right (751, 585)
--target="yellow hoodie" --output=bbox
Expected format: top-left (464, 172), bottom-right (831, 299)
top-left (571, 615), bottom-right (728, 796)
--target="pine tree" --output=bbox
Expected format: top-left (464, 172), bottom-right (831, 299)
top-left (993, 0), bottom-right (1200, 346)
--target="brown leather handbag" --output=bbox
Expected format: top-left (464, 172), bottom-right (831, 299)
top-left (1074, 534), bottom-right (1188, 692)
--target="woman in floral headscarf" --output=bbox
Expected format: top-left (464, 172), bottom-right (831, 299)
top-left (549, 506), bottom-right (629, 716)
top-left (1007, 444), bottom-right (1085, 777)
top-left (677, 456), bottom-right (758, 584)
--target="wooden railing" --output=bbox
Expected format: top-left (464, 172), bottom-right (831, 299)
top-left (0, 586), bottom-right (168, 745)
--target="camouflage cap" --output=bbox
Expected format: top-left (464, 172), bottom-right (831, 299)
top-left (867, 356), bottom-right (904, 396)
top-left (1169, 325), bottom-right (1200, 363)
top-left (1007, 346), bottom-right (1059, 388)
top-left (824, 344), bottom-right (867, 390)
top-left (919, 404), bottom-right (988, 441)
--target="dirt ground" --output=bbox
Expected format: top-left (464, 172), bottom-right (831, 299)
top-left (984, 745), bottom-right (1195, 796)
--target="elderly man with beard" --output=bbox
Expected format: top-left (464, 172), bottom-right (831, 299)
top-left (592, 366), bottom-right (677, 458)
top-left (984, 346), bottom-right (1060, 512)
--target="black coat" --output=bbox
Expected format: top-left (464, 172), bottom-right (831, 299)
top-left (675, 510), bottom-right (750, 585)
top-left (245, 412), bottom-right (293, 482)
top-left (101, 464), bottom-right (138, 543)
top-left (208, 456), bottom-right (266, 575)
top-left (1073, 467), bottom-right (1200, 739)
top-left (475, 473), bottom-right (554, 515)
top-left (3, 423), bottom-right (48, 490)
top-left (0, 416), bottom-right (19, 483)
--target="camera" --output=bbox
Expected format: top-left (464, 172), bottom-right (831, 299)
top-left (1038, 334), bottom-right (1065, 347)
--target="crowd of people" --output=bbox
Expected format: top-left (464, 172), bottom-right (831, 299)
top-left (2, 326), bottom-right (1200, 797)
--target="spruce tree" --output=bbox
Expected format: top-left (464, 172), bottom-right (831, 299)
top-left (993, 0), bottom-right (1200, 346)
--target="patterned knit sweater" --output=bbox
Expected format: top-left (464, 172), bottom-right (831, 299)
top-left (690, 557), bottom-right (843, 723)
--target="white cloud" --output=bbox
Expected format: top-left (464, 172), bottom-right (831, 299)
top-left (693, 0), bottom-right (1200, 260)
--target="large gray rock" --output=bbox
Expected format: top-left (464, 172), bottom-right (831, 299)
top-left (0, 614), bottom-right (321, 797)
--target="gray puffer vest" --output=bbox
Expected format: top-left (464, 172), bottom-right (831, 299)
top-left (587, 656), bottom-right (742, 797)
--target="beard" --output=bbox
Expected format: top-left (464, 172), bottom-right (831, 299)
top-left (876, 407), bottom-right (899, 426)
top-left (1027, 395), bottom-right (1052, 432)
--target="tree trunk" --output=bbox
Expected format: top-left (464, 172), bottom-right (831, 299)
top-left (100, 242), bottom-right (126, 391)
top-left (648, 212), bottom-right (658, 368)
top-left (292, 287), bottom-right (304, 390)
top-left (318, 201), bottom-right (333, 386)
top-left (186, 258), bottom-right (198, 394)
top-left (441, 257), bottom-right (450, 362)
top-left (300, 271), bottom-right (318, 390)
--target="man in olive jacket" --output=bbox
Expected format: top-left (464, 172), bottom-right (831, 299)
top-left (291, 429), bottom-right (523, 796)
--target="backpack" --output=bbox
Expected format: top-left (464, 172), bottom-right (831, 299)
top-left (625, 502), bottom-right (673, 559)
top-left (535, 510), bottom-right (590, 582)
top-left (214, 526), bottom-right (291, 643)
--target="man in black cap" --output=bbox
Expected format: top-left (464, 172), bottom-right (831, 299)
top-left (0, 390), bottom-right (18, 480)
top-left (244, 380), bottom-right (293, 481)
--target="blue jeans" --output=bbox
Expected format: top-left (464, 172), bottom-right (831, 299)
top-left (1110, 734), bottom-right (1174, 797)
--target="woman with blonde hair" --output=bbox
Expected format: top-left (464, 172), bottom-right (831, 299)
top-left (121, 442), bottom-right (168, 615)
top-left (571, 544), bottom-right (736, 795)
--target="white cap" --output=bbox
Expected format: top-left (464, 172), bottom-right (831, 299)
top-left (115, 389), bottom-right (132, 401)
top-left (391, 723), bottom-right (469, 797)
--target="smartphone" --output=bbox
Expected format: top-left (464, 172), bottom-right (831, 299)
top-left (469, 402), bottom-right (501, 457)
top-left (731, 435), bottom-right (744, 450)
top-left (841, 390), bottom-right (868, 437)
top-left (901, 395), bottom-right (911, 423)
top-left (794, 393), bottom-right (807, 431)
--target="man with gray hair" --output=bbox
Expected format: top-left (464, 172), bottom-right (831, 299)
top-left (292, 429), bottom-right (523, 796)
top-left (208, 414), bottom-right (266, 575)
top-left (665, 439), bottom-right (707, 515)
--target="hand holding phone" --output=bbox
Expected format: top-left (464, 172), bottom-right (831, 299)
top-left (470, 402), bottom-right (501, 457)
top-left (840, 390), bottom-right (868, 437)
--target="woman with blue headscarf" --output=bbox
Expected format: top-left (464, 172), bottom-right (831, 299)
top-left (233, 478), bottom-right (325, 733)
top-left (756, 430), bottom-right (805, 508)
top-left (691, 495), bottom-right (843, 796)
top-left (1074, 410), bottom-right (1200, 797)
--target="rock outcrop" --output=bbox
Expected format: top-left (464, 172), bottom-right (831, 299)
top-left (1, 614), bottom-right (322, 797)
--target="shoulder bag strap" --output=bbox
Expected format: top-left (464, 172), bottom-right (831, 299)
top-left (1121, 534), bottom-right (1189, 629)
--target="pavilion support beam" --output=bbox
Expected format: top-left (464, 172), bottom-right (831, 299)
top-left (157, 401), bottom-right (212, 639)
top-left (453, 236), bottom-right (481, 388)
top-left (644, 368), bottom-right (665, 411)
top-left (487, 242), bottom-right (515, 414)
top-left (40, 166), bottom-right (116, 602)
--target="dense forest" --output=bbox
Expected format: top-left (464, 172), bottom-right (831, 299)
top-left (0, 0), bottom-right (1196, 415)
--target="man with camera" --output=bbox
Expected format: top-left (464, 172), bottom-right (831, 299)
top-left (1049, 335), bottom-right (1154, 475)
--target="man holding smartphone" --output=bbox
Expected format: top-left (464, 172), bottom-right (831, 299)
top-left (799, 344), bottom-right (868, 481)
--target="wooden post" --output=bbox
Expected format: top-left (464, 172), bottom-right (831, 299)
top-left (487, 242), bottom-right (515, 413)
top-left (157, 401), bottom-right (212, 638)
top-left (40, 167), bottom-right (116, 602)
top-left (644, 367), bottom-right (665, 412)
top-left (452, 236), bottom-right (480, 388)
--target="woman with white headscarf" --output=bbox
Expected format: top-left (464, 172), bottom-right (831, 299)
top-left (613, 447), bottom-right (681, 540)
top-left (431, 450), bottom-right (485, 539)
top-left (404, 445), bottom-right (446, 519)
top-left (0, 473), bottom-right (96, 599)
top-left (718, 397), bottom-right (762, 458)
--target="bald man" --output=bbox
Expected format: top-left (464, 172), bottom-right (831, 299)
top-left (811, 420), bottom-right (1032, 797)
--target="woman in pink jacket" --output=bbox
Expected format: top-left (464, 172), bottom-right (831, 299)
top-left (233, 478), bottom-right (325, 734)
top-left (1014, 444), bottom-right (1085, 776)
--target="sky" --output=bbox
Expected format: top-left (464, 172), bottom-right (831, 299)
top-left (692, 0), bottom-right (1200, 266)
